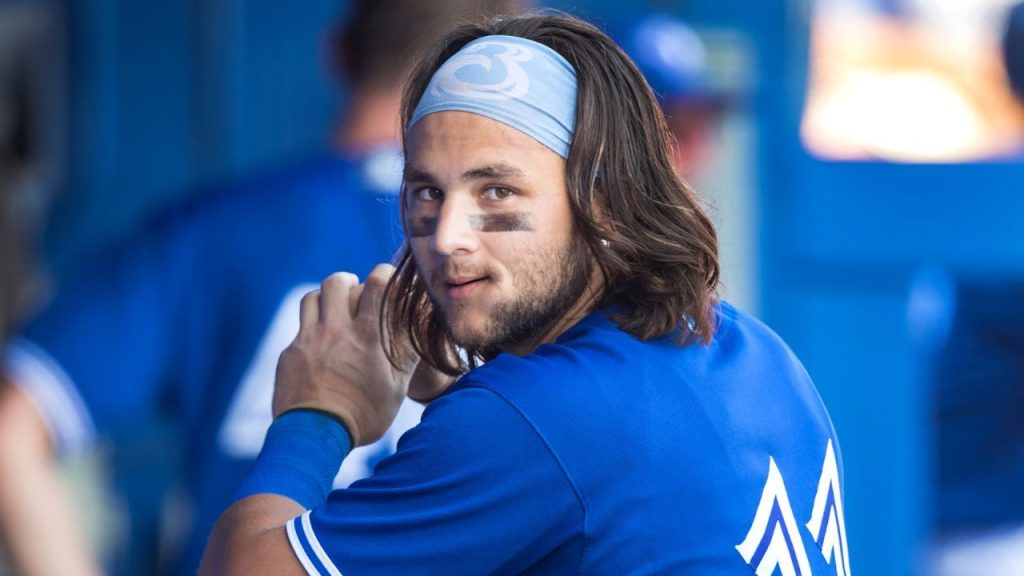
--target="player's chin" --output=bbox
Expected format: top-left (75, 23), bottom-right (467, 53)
top-left (445, 314), bottom-right (493, 350)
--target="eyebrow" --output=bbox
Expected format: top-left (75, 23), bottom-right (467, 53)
top-left (403, 162), bottom-right (525, 184)
top-left (460, 163), bottom-right (524, 182)
top-left (402, 165), bottom-right (434, 184)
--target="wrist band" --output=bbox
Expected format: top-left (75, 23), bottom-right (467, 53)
top-left (282, 406), bottom-right (357, 447)
top-left (233, 409), bottom-right (352, 509)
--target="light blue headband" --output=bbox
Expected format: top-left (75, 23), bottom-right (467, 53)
top-left (408, 35), bottom-right (578, 158)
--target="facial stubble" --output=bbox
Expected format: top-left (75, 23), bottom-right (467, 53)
top-left (427, 230), bottom-right (594, 359)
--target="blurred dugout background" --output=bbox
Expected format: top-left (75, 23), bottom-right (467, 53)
top-left (2, 0), bottom-right (1023, 575)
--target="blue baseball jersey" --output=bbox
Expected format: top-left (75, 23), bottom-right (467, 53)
top-left (5, 151), bottom-right (423, 574)
top-left (287, 303), bottom-right (850, 575)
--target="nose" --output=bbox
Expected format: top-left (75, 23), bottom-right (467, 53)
top-left (431, 195), bottom-right (479, 256)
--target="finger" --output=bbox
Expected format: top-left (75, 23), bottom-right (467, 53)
top-left (348, 283), bottom-right (364, 317)
top-left (299, 289), bottom-right (321, 329)
top-left (320, 272), bottom-right (359, 323)
top-left (355, 263), bottom-right (396, 319)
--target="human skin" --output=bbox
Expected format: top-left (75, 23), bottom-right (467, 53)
top-left (403, 111), bottom-right (600, 355)
top-left (201, 110), bottom-right (602, 574)
top-left (0, 384), bottom-right (102, 576)
top-left (201, 264), bottom-right (404, 576)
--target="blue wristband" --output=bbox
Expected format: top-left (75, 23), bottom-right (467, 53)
top-left (233, 409), bottom-right (352, 509)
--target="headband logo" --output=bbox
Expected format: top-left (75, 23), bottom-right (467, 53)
top-left (432, 41), bottom-right (533, 101)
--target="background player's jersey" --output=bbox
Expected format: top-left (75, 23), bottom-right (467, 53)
top-left (5, 150), bottom-right (423, 574)
top-left (287, 303), bottom-right (850, 575)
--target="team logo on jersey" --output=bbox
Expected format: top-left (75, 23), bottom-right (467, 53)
top-left (736, 442), bottom-right (851, 575)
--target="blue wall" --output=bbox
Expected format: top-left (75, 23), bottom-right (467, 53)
top-left (46, 0), bottom-right (342, 276)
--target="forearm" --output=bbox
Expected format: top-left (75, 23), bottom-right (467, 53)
top-left (200, 410), bottom-right (351, 574)
top-left (0, 383), bottom-right (101, 576)
top-left (203, 268), bottom-right (405, 573)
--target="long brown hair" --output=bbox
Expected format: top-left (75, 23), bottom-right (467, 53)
top-left (385, 13), bottom-right (720, 376)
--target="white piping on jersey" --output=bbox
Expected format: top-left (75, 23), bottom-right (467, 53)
top-left (286, 516), bottom-right (322, 576)
top-left (302, 510), bottom-right (343, 576)
top-left (5, 339), bottom-right (96, 453)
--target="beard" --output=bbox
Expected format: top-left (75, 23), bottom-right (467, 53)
top-left (428, 231), bottom-right (594, 358)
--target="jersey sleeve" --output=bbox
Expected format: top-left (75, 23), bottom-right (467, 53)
top-left (285, 386), bottom-right (585, 576)
top-left (7, 208), bottom-right (208, 454)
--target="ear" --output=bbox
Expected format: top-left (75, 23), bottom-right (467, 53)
top-left (588, 182), bottom-right (611, 232)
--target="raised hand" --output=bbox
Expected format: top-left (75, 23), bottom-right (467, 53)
top-left (272, 264), bottom-right (415, 446)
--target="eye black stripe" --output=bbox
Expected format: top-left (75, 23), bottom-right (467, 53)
top-left (470, 213), bottom-right (534, 232)
top-left (406, 213), bottom-right (534, 237)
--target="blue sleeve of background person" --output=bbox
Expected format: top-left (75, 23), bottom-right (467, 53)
top-left (287, 387), bottom-right (586, 576)
top-left (20, 204), bottom-right (211, 447)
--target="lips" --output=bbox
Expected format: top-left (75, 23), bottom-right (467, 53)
top-left (444, 276), bottom-right (489, 300)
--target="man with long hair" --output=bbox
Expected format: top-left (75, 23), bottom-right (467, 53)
top-left (0, 2), bottom-right (520, 574)
top-left (203, 13), bottom-right (849, 575)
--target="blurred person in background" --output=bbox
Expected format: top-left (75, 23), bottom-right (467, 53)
top-left (916, 273), bottom-right (1024, 576)
top-left (924, 4), bottom-right (1024, 575)
top-left (1004, 1), bottom-right (1024, 136)
top-left (613, 11), bottom-right (756, 313)
top-left (0, 1), bottom-right (60, 355)
top-left (0, 80), bottom-right (29, 351)
top-left (611, 11), bottom-right (730, 183)
top-left (0, 0), bottom-right (520, 574)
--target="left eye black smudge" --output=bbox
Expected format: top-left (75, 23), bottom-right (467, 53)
top-left (407, 216), bottom-right (438, 238)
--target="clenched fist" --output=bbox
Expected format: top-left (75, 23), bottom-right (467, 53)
top-left (272, 264), bottom-right (415, 446)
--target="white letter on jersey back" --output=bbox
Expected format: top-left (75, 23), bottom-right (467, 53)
top-left (806, 440), bottom-right (851, 576)
top-left (736, 457), bottom-right (813, 576)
